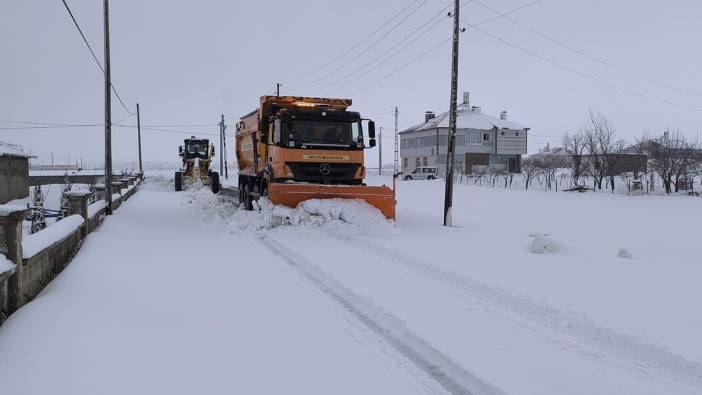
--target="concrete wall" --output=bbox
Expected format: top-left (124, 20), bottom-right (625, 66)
top-left (16, 228), bottom-right (82, 306)
top-left (0, 178), bottom-right (140, 326)
top-left (0, 270), bottom-right (10, 324)
top-left (0, 155), bottom-right (29, 204)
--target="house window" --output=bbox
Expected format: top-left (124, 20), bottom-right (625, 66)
top-left (467, 132), bottom-right (480, 145)
top-left (483, 132), bottom-right (491, 142)
top-left (403, 157), bottom-right (408, 168)
top-left (516, 131), bottom-right (519, 136)
top-left (415, 157), bottom-right (420, 167)
top-left (422, 157), bottom-right (427, 166)
top-left (501, 131), bottom-right (505, 136)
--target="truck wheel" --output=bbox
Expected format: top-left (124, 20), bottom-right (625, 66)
top-left (427, 175), bottom-right (435, 180)
top-left (210, 172), bottom-right (221, 194)
top-left (404, 175), bottom-right (412, 181)
top-left (175, 172), bottom-right (183, 191)
top-left (242, 183), bottom-right (253, 210)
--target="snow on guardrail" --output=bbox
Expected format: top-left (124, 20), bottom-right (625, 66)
top-left (22, 215), bottom-right (84, 259)
top-left (88, 201), bottom-right (107, 218)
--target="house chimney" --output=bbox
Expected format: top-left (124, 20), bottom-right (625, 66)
top-left (470, 106), bottom-right (481, 113)
top-left (462, 92), bottom-right (470, 106)
top-left (500, 111), bottom-right (507, 120)
top-left (424, 111), bottom-right (435, 123)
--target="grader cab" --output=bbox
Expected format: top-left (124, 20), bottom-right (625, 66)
top-left (175, 137), bottom-right (221, 193)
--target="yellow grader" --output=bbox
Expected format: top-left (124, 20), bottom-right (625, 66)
top-left (234, 96), bottom-right (396, 219)
top-left (175, 136), bottom-right (221, 193)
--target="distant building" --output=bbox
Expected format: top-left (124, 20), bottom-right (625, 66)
top-left (399, 93), bottom-right (530, 175)
top-left (0, 141), bottom-right (33, 204)
top-left (533, 143), bottom-right (648, 176)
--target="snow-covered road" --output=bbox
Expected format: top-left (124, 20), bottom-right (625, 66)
top-left (0, 182), bottom-right (443, 395)
top-left (1, 176), bottom-right (700, 394)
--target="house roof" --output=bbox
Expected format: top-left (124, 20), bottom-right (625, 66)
top-left (0, 141), bottom-right (34, 158)
top-left (400, 105), bottom-right (529, 134)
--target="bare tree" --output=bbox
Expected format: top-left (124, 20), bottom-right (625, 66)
top-left (581, 110), bottom-right (618, 190)
top-left (644, 129), bottom-right (698, 194)
top-left (522, 157), bottom-right (542, 190)
top-left (562, 132), bottom-right (586, 186)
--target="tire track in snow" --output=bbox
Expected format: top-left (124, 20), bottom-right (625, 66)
top-left (334, 234), bottom-right (702, 390)
top-left (259, 236), bottom-right (506, 395)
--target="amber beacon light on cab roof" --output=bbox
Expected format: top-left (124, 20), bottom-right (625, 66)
top-left (235, 96), bottom-right (396, 219)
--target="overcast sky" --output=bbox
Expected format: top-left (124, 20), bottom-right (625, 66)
top-left (2, 0), bottom-right (701, 167)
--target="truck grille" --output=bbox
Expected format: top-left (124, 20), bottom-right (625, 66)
top-left (287, 162), bottom-right (360, 183)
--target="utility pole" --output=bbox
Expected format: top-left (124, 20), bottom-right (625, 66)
top-left (219, 115), bottom-right (224, 175)
top-left (137, 103), bottom-right (143, 178)
top-left (378, 126), bottom-right (383, 175)
top-left (394, 107), bottom-right (399, 175)
top-left (51, 152), bottom-right (54, 166)
top-left (222, 115), bottom-right (228, 179)
top-left (276, 82), bottom-right (281, 97)
top-left (103, 0), bottom-right (113, 215)
top-left (443, 0), bottom-right (460, 227)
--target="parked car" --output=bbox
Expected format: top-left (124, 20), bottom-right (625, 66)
top-left (403, 166), bottom-right (439, 180)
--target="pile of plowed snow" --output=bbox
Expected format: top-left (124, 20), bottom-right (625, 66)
top-left (184, 186), bottom-right (395, 235)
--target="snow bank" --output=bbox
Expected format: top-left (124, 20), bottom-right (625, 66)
top-left (88, 201), bottom-right (107, 218)
top-left (184, 186), bottom-right (395, 235)
top-left (22, 215), bottom-right (84, 258)
top-left (0, 254), bottom-right (15, 274)
top-left (0, 204), bottom-right (28, 216)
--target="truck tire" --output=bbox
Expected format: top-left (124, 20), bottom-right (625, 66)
top-left (404, 175), bottom-right (412, 181)
top-left (175, 172), bottom-right (183, 191)
top-left (210, 172), bottom-right (221, 194)
top-left (427, 175), bottom-right (435, 180)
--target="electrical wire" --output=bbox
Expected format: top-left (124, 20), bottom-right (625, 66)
top-left (472, 0), bottom-right (702, 98)
top-left (344, 0), bottom-right (544, 96)
top-left (113, 124), bottom-right (219, 136)
top-left (317, 3), bottom-right (455, 95)
top-left (466, 23), bottom-right (702, 112)
top-left (60, 0), bottom-right (134, 115)
top-left (292, 0), bottom-right (430, 92)
top-left (283, 0), bottom-right (425, 86)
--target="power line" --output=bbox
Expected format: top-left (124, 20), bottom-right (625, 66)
top-left (318, 2), bottom-right (454, 95)
top-left (114, 124), bottom-right (219, 136)
top-left (0, 124), bottom-right (101, 130)
top-left (466, 23), bottom-right (702, 112)
top-left (283, 0), bottom-right (425, 86)
top-left (292, 0), bottom-right (430, 92)
top-left (344, 0), bottom-right (544, 96)
top-left (472, 0), bottom-right (702, 98)
top-left (60, 0), bottom-right (134, 115)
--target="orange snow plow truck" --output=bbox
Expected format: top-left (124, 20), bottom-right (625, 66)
top-left (235, 96), bottom-right (396, 219)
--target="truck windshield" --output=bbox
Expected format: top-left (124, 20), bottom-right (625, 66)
top-left (285, 121), bottom-right (361, 148)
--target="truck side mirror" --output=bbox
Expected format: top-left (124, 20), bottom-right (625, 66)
top-left (368, 121), bottom-right (376, 139)
top-left (211, 145), bottom-right (215, 156)
top-left (368, 138), bottom-right (376, 148)
top-left (178, 146), bottom-right (183, 156)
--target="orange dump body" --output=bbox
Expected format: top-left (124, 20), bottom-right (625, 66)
top-left (268, 183), bottom-right (396, 220)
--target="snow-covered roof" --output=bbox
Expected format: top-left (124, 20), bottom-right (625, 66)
top-left (400, 105), bottom-right (528, 134)
top-left (0, 141), bottom-right (34, 158)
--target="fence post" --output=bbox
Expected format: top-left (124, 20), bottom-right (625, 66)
top-left (0, 205), bottom-right (31, 312)
top-left (65, 191), bottom-right (91, 236)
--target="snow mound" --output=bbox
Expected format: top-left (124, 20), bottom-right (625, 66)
top-left (529, 235), bottom-right (561, 254)
top-left (185, 186), bottom-right (394, 235)
top-left (617, 248), bottom-right (633, 259)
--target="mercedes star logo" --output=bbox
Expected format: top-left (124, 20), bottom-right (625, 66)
top-left (319, 163), bottom-right (331, 176)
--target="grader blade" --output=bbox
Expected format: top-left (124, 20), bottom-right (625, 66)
top-left (268, 183), bottom-right (396, 220)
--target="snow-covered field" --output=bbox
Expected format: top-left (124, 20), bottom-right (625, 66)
top-left (0, 173), bottom-right (700, 394)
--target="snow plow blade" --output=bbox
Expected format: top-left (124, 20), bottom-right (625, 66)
top-left (268, 183), bottom-right (396, 220)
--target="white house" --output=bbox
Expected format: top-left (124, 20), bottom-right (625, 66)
top-left (400, 93), bottom-right (530, 175)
